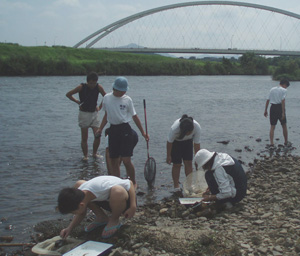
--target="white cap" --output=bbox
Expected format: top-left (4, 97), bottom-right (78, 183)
top-left (194, 149), bottom-right (215, 167)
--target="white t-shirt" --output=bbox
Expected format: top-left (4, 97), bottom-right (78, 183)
top-left (268, 86), bottom-right (287, 104)
top-left (167, 118), bottom-right (201, 143)
top-left (102, 92), bottom-right (136, 125)
top-left (78, 176), bottom-right (131, 201)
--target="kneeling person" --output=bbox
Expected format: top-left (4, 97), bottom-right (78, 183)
top-left (195, 149), bottom-right (247, 208)
top-left (57, 176), bottom-right (136, 239)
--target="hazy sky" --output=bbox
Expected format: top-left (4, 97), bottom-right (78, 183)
top-left (1, 0), bottom-right (300, 47)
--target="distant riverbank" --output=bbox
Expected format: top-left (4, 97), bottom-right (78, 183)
top-left (1, 42), bottom-right (299, 80)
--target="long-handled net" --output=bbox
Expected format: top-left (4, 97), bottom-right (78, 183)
top-left (143, 99), bottom-right (156, 187)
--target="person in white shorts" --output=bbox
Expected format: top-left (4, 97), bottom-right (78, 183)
top-left (66, 72), bottom-right (106, 160)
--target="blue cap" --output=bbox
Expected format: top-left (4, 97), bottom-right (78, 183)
top-left (112, 77), bottom-right (128, 91)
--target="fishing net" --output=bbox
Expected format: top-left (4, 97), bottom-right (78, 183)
top-left (183, 170), bottom-right (207, 197)
top-left (31, 236), bottom-right (84, 255)
top-left (144, 157), bottom-right (156, 187)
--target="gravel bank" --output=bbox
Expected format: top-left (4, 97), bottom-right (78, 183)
top-left (2, 153), bottom-right (300, 256)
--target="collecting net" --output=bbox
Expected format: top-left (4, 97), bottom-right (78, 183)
top-left (144, 157), bottom-right (156, 187)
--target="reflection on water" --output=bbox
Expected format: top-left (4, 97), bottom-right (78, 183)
top-left (0, 75), bottom-right (299, 242)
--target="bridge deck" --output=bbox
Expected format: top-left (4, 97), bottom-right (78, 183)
top-left (96, 47), bottom-right (300, 56)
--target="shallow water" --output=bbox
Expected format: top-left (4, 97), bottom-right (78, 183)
top-left (0, 75), bottom-right (299, 242)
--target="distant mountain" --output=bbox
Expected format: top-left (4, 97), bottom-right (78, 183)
top-left (118, 43), bottom-right (177, 58)
top-left (118, 43), bottom-right (143, 49)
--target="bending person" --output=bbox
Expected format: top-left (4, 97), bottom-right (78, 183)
top-left (194, 149), bottom-right (247, 209)
top-left (166, 114), bottom-right (201, 191)
top-left (57, 176), bottom-right (136, 239)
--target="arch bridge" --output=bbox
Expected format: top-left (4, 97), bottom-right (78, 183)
top-left (74, 1), bottom-right (300, 56)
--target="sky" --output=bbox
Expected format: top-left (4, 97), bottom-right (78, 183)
top-left (1, 0), bottom-right (300, 48)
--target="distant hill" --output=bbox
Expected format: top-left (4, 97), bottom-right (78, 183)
top-left (117, 43), bottom-right (177, 58)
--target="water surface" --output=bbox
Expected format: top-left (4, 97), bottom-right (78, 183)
top-left (0, 75), bottom-right (299, 242)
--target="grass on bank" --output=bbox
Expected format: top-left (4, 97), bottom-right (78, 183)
top-left (1, 42), bottom-right (300, 80)
top-left (0, 43), bottom-right (210, 76)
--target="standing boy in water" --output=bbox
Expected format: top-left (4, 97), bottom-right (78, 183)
top-left (264, 78), bottom-right (290, 148)
top-left (96, 77), bottom-right (148, 188)
top-left (66, 72), bottom-right (106, 160)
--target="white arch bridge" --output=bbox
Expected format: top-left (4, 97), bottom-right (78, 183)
top-left (74, 1), bottom-right (300, 56)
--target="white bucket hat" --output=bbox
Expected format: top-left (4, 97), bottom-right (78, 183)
top-left (194, 149), bottom-right (215, 168)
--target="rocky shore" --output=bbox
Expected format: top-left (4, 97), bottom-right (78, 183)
top-left (2, 151), bottom-right (300, 256)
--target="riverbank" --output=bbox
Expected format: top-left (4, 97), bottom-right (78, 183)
top-left (0, 42), bottom-right (282, 77)
top-left (2, 150), bottom-right (300, 256)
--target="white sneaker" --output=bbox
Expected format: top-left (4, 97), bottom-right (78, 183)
top-left (172, 187), bottom-right (183, 197)
top-left (284, 141), bottom-right (292, 148)
top-left (224, 202), bottom-right (233, 209)
top-left (82, 156), bottom-right (89, 161)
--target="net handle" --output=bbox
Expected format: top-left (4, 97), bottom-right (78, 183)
top-left (143, 99), bottom-right (150, 159)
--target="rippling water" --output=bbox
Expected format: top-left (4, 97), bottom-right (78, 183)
top-left (0, 75), bottom-right (299, 242)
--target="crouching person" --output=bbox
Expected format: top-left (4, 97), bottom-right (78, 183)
top-left (194, 149), bottom-right (247, 209)
top-left (57, 176), bottom-right (136, 239)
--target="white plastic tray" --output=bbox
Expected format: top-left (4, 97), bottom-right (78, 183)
top-left (63, 241), bottom-right (113, 256)
top-left (179, 197), bottom-right (203, 204)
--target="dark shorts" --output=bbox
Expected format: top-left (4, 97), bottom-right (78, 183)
top-left (108, 123), bottom-right (138, 158)
top-left (171, 139), bottom-right (193, 164)
top-left (270, 104), bottom-right (286, 126)
top-left (94, 197), bottom-right (131, 213)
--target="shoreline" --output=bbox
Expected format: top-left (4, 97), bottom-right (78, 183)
top-left (1, 149), bottom-right (300, 256)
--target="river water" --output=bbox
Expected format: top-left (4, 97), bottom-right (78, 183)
top-left (0, 75), bottom-right (299, 242)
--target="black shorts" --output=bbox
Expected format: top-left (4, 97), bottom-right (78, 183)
top-left (108, 123), bottom-right (138, 158)
top-left (94, 194), bottom-right (131, 212)
top-left (171, 139), bottom-right (193, 164)
top-left (270, 104), bottom-right (286, 126)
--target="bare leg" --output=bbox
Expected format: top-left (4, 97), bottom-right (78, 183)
top-left (183, 160), bottom-right (193, 177)
top-left (282, 123), bottom-right (288, 144)
top-left (105, 148), bottom-right (112, 175)
top-left (92, 127), bottom-right (100, 157)
top-left (111, 157), bottom-right (121, 178)
top-left (269, 125), bottom-right (276, 145)
top-left (107, 185), bottom-right (128, 228)
top-left (87, 202), bottom-right (109, 222)
top-left (81, 128), bottom-right (88, 159)
top-left (122, 157), bottom-right (136, 187)
top-left (172, 164), bottom-right (181, 188)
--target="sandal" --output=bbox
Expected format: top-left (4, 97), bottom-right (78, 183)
top-left (101, 223), bottom-right (122, 239)
top-left (84, 221), bottom-right (108, 232)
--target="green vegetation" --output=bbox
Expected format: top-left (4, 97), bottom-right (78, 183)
top-left (0, 42), bottom-right (299, 80)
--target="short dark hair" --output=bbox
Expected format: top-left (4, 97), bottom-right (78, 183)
top-left (87, 72), bottom-right (98, 82)
top-left (57, 188), bottom-right (85, 214)
top-left (280, 78), bottom-right (290, 87)
top-left (178, 114), bottom-right (194, 139)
